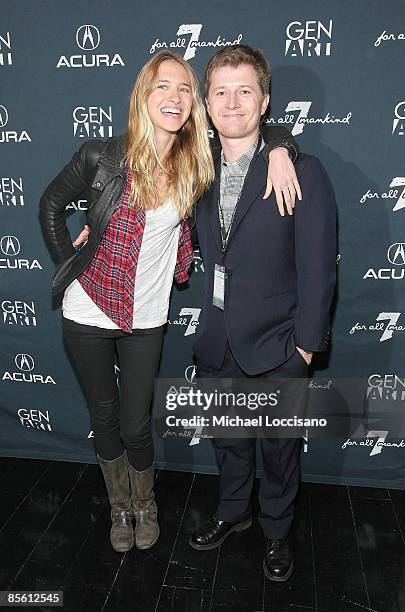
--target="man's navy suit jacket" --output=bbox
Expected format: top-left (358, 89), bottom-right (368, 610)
top-left (193, 149), bottom-right (337, 375)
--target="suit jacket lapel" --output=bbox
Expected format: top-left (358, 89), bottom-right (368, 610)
top-left (205, 148), bottom-right (222, 254)
top-left (225, 151), bottom-right (267, 248)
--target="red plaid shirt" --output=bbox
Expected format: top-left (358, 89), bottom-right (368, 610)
top-left (79, 166), bottom-right (193, 332)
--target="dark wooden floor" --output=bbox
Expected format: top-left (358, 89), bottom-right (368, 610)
top-left (0, 457), bottom-right (404, 612)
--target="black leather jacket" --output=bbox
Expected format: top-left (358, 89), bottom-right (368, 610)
top-left (39, 129), bottom-right (297, 295)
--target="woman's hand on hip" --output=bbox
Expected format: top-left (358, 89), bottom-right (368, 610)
top-left (73, 224), bottom-right (90, 248)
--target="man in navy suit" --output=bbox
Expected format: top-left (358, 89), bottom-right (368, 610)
top-left (188, 45), bottom-right (336, 582)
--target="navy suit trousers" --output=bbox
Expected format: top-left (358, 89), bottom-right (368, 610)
top-left (197, 344), bottom-right (308, 539)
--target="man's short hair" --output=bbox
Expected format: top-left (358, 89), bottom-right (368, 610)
top-left (204, 44), bottom-right (270, 97)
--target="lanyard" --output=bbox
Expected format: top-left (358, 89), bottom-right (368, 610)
top-left (218, 137), bottom-right (263, 254)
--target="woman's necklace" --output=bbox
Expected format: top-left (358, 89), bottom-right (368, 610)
top-left (144, 166), bottom-right (169, 210)
top-left (154, 167), bottom-right (166, 178)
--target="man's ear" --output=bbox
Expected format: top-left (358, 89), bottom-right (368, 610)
top-left (261, 94), bottom-right (270, 117)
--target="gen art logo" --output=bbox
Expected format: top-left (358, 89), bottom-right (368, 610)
top-left (57, 25), bottom-right (125, 69)
top-left (73, 106), bottom-right (113, 139)
top-left (2, 300), bottom-right (37, 326)
top-left (368, 374), bottom-right (405, 402)
top-left (193, 248), bottom-right (205, 273)
top-left (393, 102), bottom-right (405, 136)
top-left (0, 177), bottom-right (24, 207)
top-left (18, 408), bottom-right (53, 432)
top-left (0, 32), bottom-right (12, 66)
top-left (285, 20), bottom-right (333, 56)
top-left (392, 100), bottom-right (405, 136)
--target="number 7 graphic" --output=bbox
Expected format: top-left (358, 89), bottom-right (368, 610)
top-left (367, 430), bottom-right (388, 456)
top-left (176, 24), bottom-right (202, 61)
top-left (376, 312), bottom-right (401, 342)
top-left (284, 101), bottom-right (312, 136)
top-left (179, 307), bottom-right (201, 336)
top-left (389, 177), bottom-right (405, 212)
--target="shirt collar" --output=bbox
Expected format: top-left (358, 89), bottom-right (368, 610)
top-left (221, 137), bottom-right (262, 173)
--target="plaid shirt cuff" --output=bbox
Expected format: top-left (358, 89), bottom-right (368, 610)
top-left (174, 220), bottom-right (193, 283)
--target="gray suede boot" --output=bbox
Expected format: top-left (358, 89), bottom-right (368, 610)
top-left (128, 464), bottom-right (160, 550)
top-left (98, 452), bottom-right (134, 552)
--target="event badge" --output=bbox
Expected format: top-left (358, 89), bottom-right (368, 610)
top-left (213, 264), bottom-right (227, 310)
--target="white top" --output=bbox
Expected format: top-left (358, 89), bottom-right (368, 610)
top-left (62, 199), bottom-right (181, 329)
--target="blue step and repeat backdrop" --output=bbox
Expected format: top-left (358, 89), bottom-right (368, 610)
top-left (1, 0), bottom-right (405, 488)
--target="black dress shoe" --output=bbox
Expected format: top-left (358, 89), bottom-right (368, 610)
top-left (189, 516), bottom-right (252, 550)
top-left (263, 538), bottom-right (293, 581)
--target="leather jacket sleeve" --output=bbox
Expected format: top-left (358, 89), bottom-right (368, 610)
top-left (39, 140), bottom-right (105, 263)
top-left (260, 124), bottom-right (299, 162)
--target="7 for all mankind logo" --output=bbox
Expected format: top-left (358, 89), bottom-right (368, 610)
top-left (360, 177), bottom-right (405, 212)
top-left (350, 313), bottom-right (405, 342)
top-left (149, 25), bottom-right (243, 61)
top-left (341, 431), bottom-right (405, 457)
top-left (168, 308), bottom-right (201, 336)
top-left (265, 101), bottom-right (351, 137)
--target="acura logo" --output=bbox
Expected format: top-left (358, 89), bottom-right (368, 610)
top-left (15, 354), bottom-right (35, 372)
top-left (387, 243), bottom-right (405, 266)
top-left (0, 235), bottom-right (20, 256)
top-left (185, 365), bottom-right (197, 384)
top-left (0, 105), bottom-right (9, 128)
top-left (76, 25), bottom-right (100, 51)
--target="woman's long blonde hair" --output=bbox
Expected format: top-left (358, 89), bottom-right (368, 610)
top-left (126, 51), bottom-right (214, 218)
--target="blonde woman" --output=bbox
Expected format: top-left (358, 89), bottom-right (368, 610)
top-left (39, 51), bottom-right (298, 554)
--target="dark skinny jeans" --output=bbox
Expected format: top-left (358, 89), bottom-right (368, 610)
top-left (63, 317), bottom-right (164, 471)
